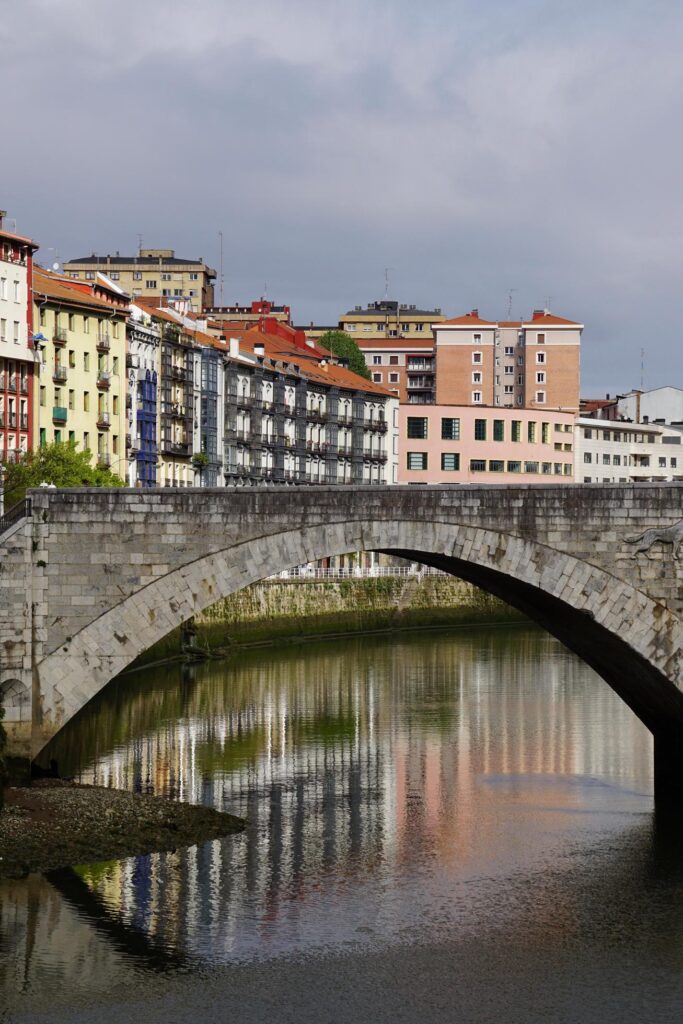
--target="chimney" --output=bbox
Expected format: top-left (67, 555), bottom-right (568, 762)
top-left (254, 342), bottom-right (265, 357)
top-left (229, 337), bottom-right (239, 358)
top-left (0, 210), bottom-right (6, 229)
top-left (532, 309), bottom-right (545, 320)
top-left (471, 309), bottom-right (479, 318)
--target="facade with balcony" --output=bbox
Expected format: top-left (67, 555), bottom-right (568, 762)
top-left (126, 305), bottom-right (160, 488)
top-left (0, 214), bottom-right (38, 466)
top-left (32, 268), bottom-right (127, 470)
top-left (574, 418), bottom-right (683, 483)
top-left (158, 315), bottom-right (194, 486)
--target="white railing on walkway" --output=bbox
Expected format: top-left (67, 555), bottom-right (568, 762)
top-left (268, 565), bottom-right (448, 581)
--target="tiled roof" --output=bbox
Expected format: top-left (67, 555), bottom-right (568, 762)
top-left (439, 311), bottom-right (497, 326)
top-left (525, 313), bottom-right (583, 327)
top-left (33, 268), bottom-right (125, 312)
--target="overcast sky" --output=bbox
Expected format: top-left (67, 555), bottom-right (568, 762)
top-left (2, 0), bottom-right (682, 394)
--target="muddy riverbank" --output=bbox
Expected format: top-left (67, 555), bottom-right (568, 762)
top-left (0, 780), bottom-right (244, 878)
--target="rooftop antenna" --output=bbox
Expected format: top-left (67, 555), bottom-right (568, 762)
top-left (384, 266), bottom-right (394, 301)
top-left (136, 233), bottom-right (143, 255)
top-left (544, 295), bottom-right (552, 312)
top-left (641, 347), bottom-right (645, 390)
top-left (506, 288), bottom-right (518, 319)
top-left (218, 230), bottom-right (224, 306)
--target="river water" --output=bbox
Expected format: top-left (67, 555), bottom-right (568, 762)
top-left (4, 625), bottom-right (683, 1023)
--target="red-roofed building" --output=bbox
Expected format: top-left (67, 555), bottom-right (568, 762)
top-left (434, 308), bottom-right (582, 412)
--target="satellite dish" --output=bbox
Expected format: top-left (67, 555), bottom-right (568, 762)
top-left (52, 262), bottom-right (60, 270)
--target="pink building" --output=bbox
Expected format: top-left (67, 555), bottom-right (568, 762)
top-left (399, 405), bottom-right (575, 484)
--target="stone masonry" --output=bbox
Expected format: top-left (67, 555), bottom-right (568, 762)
top-left (2, 484), bottom-right (683, 794)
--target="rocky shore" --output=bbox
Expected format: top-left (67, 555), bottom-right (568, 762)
top-left (0, 780), bottom-right (244, 878)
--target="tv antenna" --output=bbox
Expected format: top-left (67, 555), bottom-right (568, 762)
top-left (384, 267), bottom-right (394, 300)
top-left (218, 230), bottom-right (224, 306)
top-left (641, 347), bottom-right (645, 390)
top-left (506, 288), bottom-right (518, 319)
top-left (136, 233), bottom-right (143, 255)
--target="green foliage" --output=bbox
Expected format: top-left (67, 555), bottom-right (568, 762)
top-left (318, 330), bottom-right (371, 380)
top-left (1, 442), bottom-right (124, 508)
top-left (192, 451), bottom-right (210, 469)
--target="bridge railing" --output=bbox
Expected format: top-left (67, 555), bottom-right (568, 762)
top-left (268, 565), bottom-right (448, 581)
top-left (0, 497), bottom-right (31, 538)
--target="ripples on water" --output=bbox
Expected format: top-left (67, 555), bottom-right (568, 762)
top-left (5, 625), bottom-right (683, 1023)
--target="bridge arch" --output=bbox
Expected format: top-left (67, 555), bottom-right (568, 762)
top-left (36, 517), bottom-right (683, 770)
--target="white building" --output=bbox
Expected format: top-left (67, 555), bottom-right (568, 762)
top-left (587, 386), bottom-right (683, 426)
top-left (574, 417), bottom-right (683, 483)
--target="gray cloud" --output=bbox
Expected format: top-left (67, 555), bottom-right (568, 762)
top-left (3, 0), bottom-right (682, 393)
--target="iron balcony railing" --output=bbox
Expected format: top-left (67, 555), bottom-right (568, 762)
top-left (53, 327), bottom-right (67, 345)
top-left (52, 364), bottom-right (68, 383)
top-left (96, 371), bottom-right (111, 390)
top-left (96, 412), bottom-right (111, 429)
top-left (96, 334), bottom-right (110, 352)
top-left (97, 452), bottom-right (111, 468)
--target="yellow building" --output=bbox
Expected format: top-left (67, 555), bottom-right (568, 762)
top-left (63, 249), bottom-right (216, 311)
top-left (32, 269), bottom-right (128, 474)
top-left (339, 299), bottom-right (446, 339)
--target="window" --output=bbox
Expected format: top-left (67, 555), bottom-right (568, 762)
top-left (68, 349), bottom-right (76, 367)
top-left (554, 463), bottom-right (563, 475)
top-left (54, 429), bottom-right (61, 444)
top-left (133, 271), bottom-right (142, 281)
top-left (373, 355), bottom-right (382, 365)
top-left (113, 395), bottom-right (119, 415)
top-left (472, 351), bottom-right (482, 364)
top-left (473, 333), bottom-right (481, 342)
top-left (472, 371), bottom-right (482, 383)
top-left (112, 356), bottom-right (119, 374)
top-left (68, 431), bottom-right (76, 443)
top-left (414, 323), bottom-right (424, 332)
top-left (389, 373), bottom-right (399, 383)
top-left (161, 273), bottom-right (171, 281)
top-left (83, 317), bottom-right (90, 334)
top-left (536, 391), bottom-right (545, 403)
top-left (407, 417), bottom-right (428, 439)
top-left (672, 458), bottom-right (678, 469)
top-left (68, 389), bottom-right (74, 410)
top-left (524, 461), bottom-right (539, 473)
top-left (441, 417), bottom-right (460, 440)
top-left (389, 355), bottom-right (399, 365)
top-left (489, 460), bottom-right (504, 472)
top-left (504, 385), bottom-right (513, 394)
top-left (68, 313), bottom-right (75, 331)
top-left (83, 391), bottom-right (90, 412)
top-left (536, 351), bottom-right (546, 364)
top-left (388, 329), bottom-right (398, 338)
top-left (536, 372), bottom-right (546, 384)
top-left (583, 428), bottom-right (592, 439)
top-left (372, 373), bottom-right (382, 382)
top-left (85, 272), bottom-right (95, 280)
top-left (145, 280), bottom-right (157, 288)
top-left (504, 346), bottom-right (514, 356)
top-left (407, 452), bottom-right (428, 470)
top-left (13, 321), bottom-right (19, 342)
top-left (659, 456), bottom-right (667, 468)
top-left (110, 272), bottom-right (120, 281)
top-left (542, 422), bottom-right (549, 444)
top-left (613, 455), bottom-right (621, 466)
top-left (511, 420), bottom-right (521, 442)
top-left (39, 386), bottom-right (46, 407)
top-left (602, 454), bottom-right (611, 465)
top-left (472, 391), bottom-right (482, 403)
top-left (83, 352), bottom-right (90, 371)
top-left (493, 419), bottom-right (504, 441)
top-left (189, 273), bottom-right (198, 280)
top-left (507, 461), bottom-right (521, 473)
top-left (602, 430), bottom-right (611, 441)
top-left (39, 427), bottom-right (46, 447)
top-left (517, 376), bottom-right (524, 385)
top-left (584, 452), bottom-right (592, 463)
top-left (174, 289), bottom-right (182, 296)
top-left (470, 459), bottom-right (486, 472)
top-left (401, 323), bottom-right (410, 331)
top-left (504, 365), bottom-right (514, 375)
top-left (537, 333), bottom-right (545, 343)
top-left (528, 421), bottom-right (536, 443)
top-left (542, 462), bottom-right (552, 474)
top-left (474, 419), bottom-right (487, 440)
top-left (441, 452), bottom-right (460, 471)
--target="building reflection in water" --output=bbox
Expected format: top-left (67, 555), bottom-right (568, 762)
top-left (1, 626), bottom-right (655, 987)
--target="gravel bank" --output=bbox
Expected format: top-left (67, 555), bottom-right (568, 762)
top-left (0, 780), bottom-right (244, 878)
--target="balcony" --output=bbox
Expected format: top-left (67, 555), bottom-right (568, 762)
top-left (52, 406), bottom-right (68, 424)
top-left (306, 439), bottom-right (329, 454)
top-left (96, 371), bottom-right (111, 390)
top-left (96, 334), bottom-right (110, 353)
top-left (20, 413), bottom-right (28, 430)
top-left (53, 328), bottom-right (67, 346)
top-left (306, 408), bottom-right (328, 424)
top-left (406, 361), bottom-right (435, 372)
top-left (52, 364), bottom-right (68, 383)
top-left (4, 411), bottom-right (16, 429)
top-left (337, 414), bottom-right (354, 427)
top-left (407, 377), bottom-right (434, 389)
top-left (363, 418), bottom-right (388, 433)
top-left (169, 365), bottom-right (186, 381)
top-left (97, 452), bottom-right (111, 468)
top-left (160, 439), bottom-right (191, 457)
top-left (7, 375), bottom-right (16, 391)
top-left (96, 412), bottom-right (111, 430)
top-left (126, 353), bottom-right (139, 369)
top-left (19, 377), bottom-right (29, 395)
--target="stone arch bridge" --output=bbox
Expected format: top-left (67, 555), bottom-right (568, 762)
top-left (2, 485), bottom-right (683, 796)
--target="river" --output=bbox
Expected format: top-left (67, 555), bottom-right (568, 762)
top-left (4, 624), bottom-right (683, 1023)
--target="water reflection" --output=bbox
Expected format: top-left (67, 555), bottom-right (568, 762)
top-left (1, 626), bottom-right (665, 1018)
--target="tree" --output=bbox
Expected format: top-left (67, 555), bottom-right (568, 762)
top-left (1, 442), bottom-right (125, 509)
top-left (318, 330), bottom-right (371, 380)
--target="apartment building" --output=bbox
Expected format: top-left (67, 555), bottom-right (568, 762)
top-left (575, 418), bottom-right (683, 482)
top-left (63, 249), bottom-right (217, 311)
top-left (32, 269), bottom-right (128, 471)
top-left (399, 406), bottom-right (575, 484)
top-left (126, 304), bottom-right (160, 488)
top-left (206, 299), bottom-right (291, 328)
top-left (434, 309), bottom-right (582, 411)
top-left (219, 320), bottom-right (399, 486)
top-left (582, 386), bottom-right (683, 426)
top-left (0, 214), bottom-right (39, 463)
